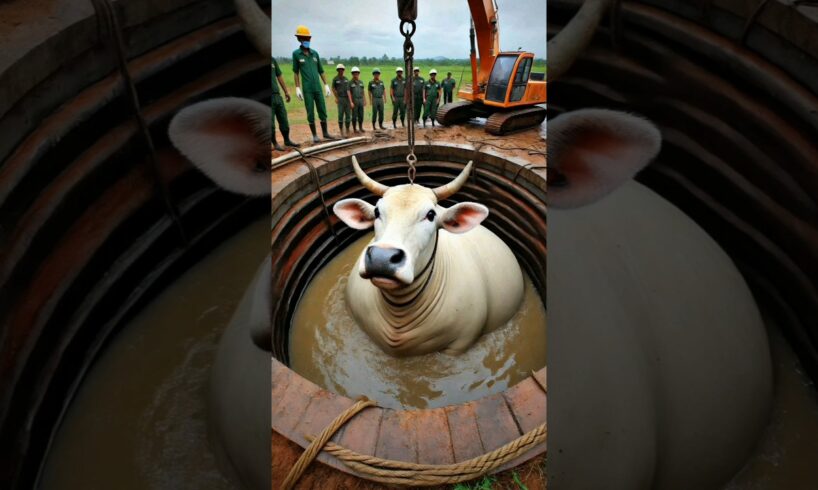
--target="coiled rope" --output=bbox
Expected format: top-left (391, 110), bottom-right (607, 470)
top-left (280, 373), bottom-right (547, 489)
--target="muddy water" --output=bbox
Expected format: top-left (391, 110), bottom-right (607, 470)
top-left (289, 233), bottom-right (548, 410)
top-left (39, 218), bottom-right (268, 490)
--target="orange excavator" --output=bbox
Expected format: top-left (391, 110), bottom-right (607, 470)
top-left (433, 0), bottom-right (547, 135)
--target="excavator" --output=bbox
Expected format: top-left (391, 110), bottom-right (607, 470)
top-left (431, 0), bottom-right (547, 135)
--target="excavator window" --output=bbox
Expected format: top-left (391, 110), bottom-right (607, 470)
top-left (510, 57), bottom-right (532, 102)
top-left (486, 54), bottom-right (518, 103)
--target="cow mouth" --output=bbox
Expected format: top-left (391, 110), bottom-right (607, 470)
top-left (364, 274), bottom-right (406, 290)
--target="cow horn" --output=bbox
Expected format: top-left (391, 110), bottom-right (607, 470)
top-left (352, 156), bottom-right (390, 196)
top-left (433, 161), bottom-right (473, 201)
top-left (234, 0), bottom-right (271, 59)
top-left (547, 0), bottom-right (611, 81)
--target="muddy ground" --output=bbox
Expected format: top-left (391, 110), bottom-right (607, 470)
top-left (272, 118), bottom-right (547, 166)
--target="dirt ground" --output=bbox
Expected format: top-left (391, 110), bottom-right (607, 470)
top-left (272, 119), bottom-right (546, 166)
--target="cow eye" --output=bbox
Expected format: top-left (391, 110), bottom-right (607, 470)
top-left (426, 210), bottom-right (436, 222)
top-left (374, 207), bottom-right (380, 219)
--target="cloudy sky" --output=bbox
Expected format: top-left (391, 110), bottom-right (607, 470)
top-left (271, 0), bottom-right (545, 59)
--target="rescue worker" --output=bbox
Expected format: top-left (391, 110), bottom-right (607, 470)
top-left (291, 25), bottom-right (337, 143)
top-left (349, 66), bottom-right (366, 133)
top-left (368, 68), bottom-right (386, 130)
top-left (272, 58), bottom-right (300, 150)
top-left (332, 63), bottom-right (353, 136)
top-left (412, 67), bottom-right (425, 123)
top-left (390, 67), bottom-right (406, 128)
top-left (423, 69), bottom-right (442, 127)
top-left (442, 71), bottom-right (457, 104)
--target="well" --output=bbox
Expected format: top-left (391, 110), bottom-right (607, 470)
top-left (270, 142), bottom-right (547, 476)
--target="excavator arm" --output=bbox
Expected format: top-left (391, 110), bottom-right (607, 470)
top-left (466, 0), bottom-right (501, 94)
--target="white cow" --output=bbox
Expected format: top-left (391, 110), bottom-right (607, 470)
top-left (332, 157), bottom-right (524, 356)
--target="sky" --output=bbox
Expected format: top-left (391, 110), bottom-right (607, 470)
top-left (271, 0), bottom-right (546, 59)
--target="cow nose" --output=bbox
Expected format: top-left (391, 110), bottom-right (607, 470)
top-left (365, 246), bottom-right (406, 276)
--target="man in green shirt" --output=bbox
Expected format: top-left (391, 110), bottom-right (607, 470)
top-left (423, 69), bottom-right (442, 127)
top-left (272, 58), bottom-right (300, 151)
top-left (331, 63), bottom-right (353, 136)
top-left (442, 71), bottom-right (457, 105)
top-left (411, 67), bottom-right (425, 124)
top-left (390, 67), bottom-right (406, 129)
top-left (291, 25), bottom-right (337, 143)
top-left (349, 66), bottom-right (366, 133)
top-left (368, 68), bottom-right (386, 131)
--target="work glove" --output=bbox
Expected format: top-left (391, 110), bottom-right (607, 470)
top-left (296, 87), bottom-right (303, 101)
top-left (324, 84), bottom-right (331, 97)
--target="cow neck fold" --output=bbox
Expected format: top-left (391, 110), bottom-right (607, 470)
top-left (377, 231), bottom-right (444, 331)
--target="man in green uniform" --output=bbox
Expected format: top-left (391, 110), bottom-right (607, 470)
top-left (349, 66), bottom-right (366, 133)
top-left (390, 67), bottom-right (406, 129)
top-left (423, 69), bottom-right (442, 127)
top-left (331, 63), bottom-right (353, 136)
top-left (368, 68), bottom-right (386, 130)
top-left (442, 71), bottom-right (457, 105)
top-left (272, 58), bottom-right (300, 151)
top-left (411, 67), bottom-right (425, 124)
top-left (292, 24), bottom-right (337, 143)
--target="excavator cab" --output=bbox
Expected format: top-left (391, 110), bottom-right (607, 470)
top-left (484, 52), bottom-right (545, 107)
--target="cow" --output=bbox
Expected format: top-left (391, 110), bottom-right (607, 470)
top-left (332, 157), bottom-right (525, 356)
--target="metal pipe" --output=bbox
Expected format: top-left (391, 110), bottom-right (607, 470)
top-left (271, 137), bottom-right (368, 169)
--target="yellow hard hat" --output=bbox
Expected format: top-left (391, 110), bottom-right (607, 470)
top-left (295, 25), bottom-right (312, 37)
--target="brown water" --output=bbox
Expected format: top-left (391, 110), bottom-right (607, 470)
top-left (39, 218), bottom-right (268, 490)
top-left (289, 233), bottom-right (548, 410)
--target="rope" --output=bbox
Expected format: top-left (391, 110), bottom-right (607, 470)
top-left (281, 397), bottom-right (377, 489)
top-left (280, 374), bottom-right (547, 488)
top-left (91, 0), bottom-right (188, 246)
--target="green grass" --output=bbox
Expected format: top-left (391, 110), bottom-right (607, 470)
top-left (274, 61), bottom-right (546, 126)
top-left (450, 470), bottom-right (531, 490)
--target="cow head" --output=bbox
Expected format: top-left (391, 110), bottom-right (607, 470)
top-left (333, 157), bottom-right (487, 290)
top-left (545, 0), bottom-right (661, 208)
top-left (167, 0), bottom-right (271, 197)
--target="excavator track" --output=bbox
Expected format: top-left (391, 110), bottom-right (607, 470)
top-left (435, 101), bottom-right (483, 126)
top-left (485, 106), bottom-right (547, 135)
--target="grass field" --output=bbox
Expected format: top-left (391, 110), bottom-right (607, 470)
top-left (273, 62), bottom-right (546, 127)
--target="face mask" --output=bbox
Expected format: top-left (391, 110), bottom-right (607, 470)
top-left (301, 41), bottom-right (310, 48)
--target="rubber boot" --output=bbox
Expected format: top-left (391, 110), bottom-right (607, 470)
top-left (309, 123), bottom-right (320, 144)
top-left (346, 122), bottom-right (351, 136)
top-left (272, 133), bottom-right (284, 151)
top-left (392, 120), bottom-right (397, 129)
top-left (339, 122), bottom-right (345, 137)
top-left (401, 118), bottom-right (405, 128)
top-left (321, 121), bottom-right (338, 140)
top-left (372, 121), bottom-right (376, 131)
top-left (380, 121), bottom-right (386, 130)
top-left (282, 129), bottom-right (300, 147)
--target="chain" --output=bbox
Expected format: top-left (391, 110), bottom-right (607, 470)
top-left (400, 19), bottom-right (418, 183)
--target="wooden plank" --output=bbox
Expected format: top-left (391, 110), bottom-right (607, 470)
top-left (415, 408), bottom-right (455, 465)
top-left (374, 409), bottom-right (417, 462)
top-left (337, 404), bottom-right (383, 456)
top-left (503, 377), bottom-right (547, 433)
top-left (272, 372), bottom-right (321, 436)
top-left (474, 393), bottom-right (523, 451)
top-left (271, 361), bottom-right (292, 420)
top-left (293, 389), bottom-right (355, 448)
top-left (445, 402), bottom-right (484, 461)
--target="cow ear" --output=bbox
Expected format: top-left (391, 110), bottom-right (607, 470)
top-left (547, 108), bottom-right (661, 209)
top-left (168, 97), bottom-right (270, 196)
top-left (440, 202), bottom-right (488, 234)
top-left (334, 199), bottom-right (376, 230)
